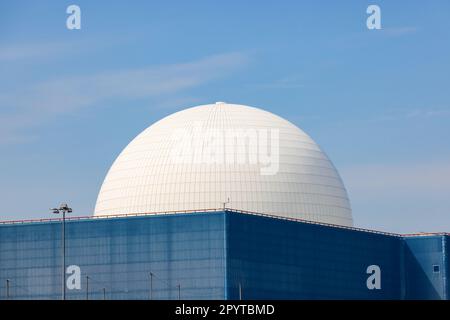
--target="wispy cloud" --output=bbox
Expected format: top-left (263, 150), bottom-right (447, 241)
top-left (406, 108), bottom-right (450, 118)
top-left (381, 26), bottom-right (418, 37)
top-left (369, 107), bottom-right (450, 122)
top-left (250, 75), bottom-right (304, 89)
top-left (341, 162), bottom-right (450, 194)
top-left (0, 42), bottom-right (74, 62)
top-left (340, 161), bottom-right (450, 232)
top-left (0, 52), bottom-right (250, 145)
top-left (328, 25), bottom-right (419, 50)
top-left (0, 36), bottom-right (129, 62)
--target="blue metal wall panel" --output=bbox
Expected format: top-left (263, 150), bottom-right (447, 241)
top-left (444, 236), bottom-right (450, 300)
top-left (0, 211), bottom-right (448, 300)
top-left (403, 235), bottom-right (447, 299)
top-left (446, 236), bottom-right (449, 300)
top-left (225, 212), bottom-right (403, 300)
top-left (0, 212), bottom-right (226, 300)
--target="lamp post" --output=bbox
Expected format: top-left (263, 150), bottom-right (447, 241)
top-left (6, 279), bottom-right (10, 300)
top-left (86, 276), bottom-right (89, 300)
top-left (51, 203), bottom-right (72, 300)
top-left (149, 272), bottom-right (154, 300)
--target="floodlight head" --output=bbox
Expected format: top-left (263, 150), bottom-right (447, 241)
top-left (51, 203), bottom-right (72, 215)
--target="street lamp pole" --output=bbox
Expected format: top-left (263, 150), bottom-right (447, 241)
top-left (86, 276), bottom-right (89, 300)
top-left (51, 203), bottom-right (72, 301)
top-left (6, 279), bottom-right (10, 300)
top-left (149, 272), bottom-right (153, 300)
top-left (62, 209), bottom-right (66, 300)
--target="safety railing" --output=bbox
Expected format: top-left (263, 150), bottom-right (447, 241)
top-left (0, 208), bottom-right (448, 238)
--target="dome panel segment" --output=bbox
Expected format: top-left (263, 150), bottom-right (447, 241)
top-left (94, 103), bottom-right (352, 226)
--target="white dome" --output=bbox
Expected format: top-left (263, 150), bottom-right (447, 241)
top-left (94, 103), bottom-right (353, 226)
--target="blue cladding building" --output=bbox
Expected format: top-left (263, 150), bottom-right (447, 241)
top-left (0, 210), bottom-right (448, 300)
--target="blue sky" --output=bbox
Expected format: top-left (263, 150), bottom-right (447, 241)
top-left (0, 1), bottom-right (449, 233)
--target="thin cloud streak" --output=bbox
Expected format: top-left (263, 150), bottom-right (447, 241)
top-left (406, 108), bottom-right (450, 118)
top-left (251, 77), bottom-right (304, 89)
top-left (341, 162), bottom-right (450, 196)
top-left (340, 162), bottom-right (450, 233)
top-left (381, 26), bottom-right (418, 37)
top-left (367, 107), bottom-right (450, 123)
top-left (0, 42), bottom-right (74, 62)
top-left (0, 52), bottom-right (250, 145)
top-left (0, 36), bottom-right (130, 62)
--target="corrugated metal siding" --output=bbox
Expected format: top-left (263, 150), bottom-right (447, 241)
top-left (0, 211), bottom-right (448, 300)
top-left (225, 212), bottom-right (402, 299)
top-left (403, 236), bottom-right (447, 299)
top-left (0, 212), bottom-right (226, 300)
top-left (444, 235), bottom-right (449, 300)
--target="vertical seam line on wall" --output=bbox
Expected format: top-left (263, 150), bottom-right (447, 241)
top-left (442, 236), bottom-right (447, 300)
top-left (223, 211), bottom-right (228, 300)
top-left (400, 238), bottom-right (406, 300)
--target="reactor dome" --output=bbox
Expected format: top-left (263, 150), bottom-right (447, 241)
top-left (94, 102), bottom-right (353, 226)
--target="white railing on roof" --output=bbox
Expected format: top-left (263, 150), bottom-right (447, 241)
top-left (0, 208), bottom-right (448, 237)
